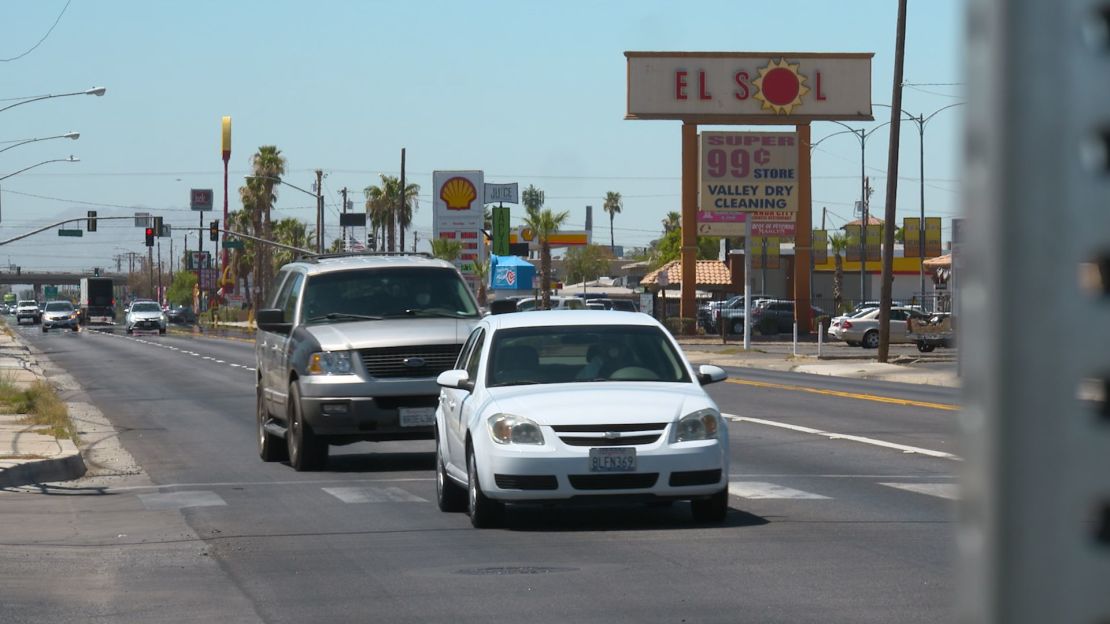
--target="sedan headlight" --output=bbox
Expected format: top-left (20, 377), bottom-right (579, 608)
top-left (675, 409), bottom-right (720, 442)
top-left (487, 413), bottom-right (544, 445)
top-left (307, 351), bottom-right (355, 375)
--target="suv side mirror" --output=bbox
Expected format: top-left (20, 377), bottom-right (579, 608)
top-left (436, 369), bottom-right (472, 391)
top-left (257, 308), bottom-right (292, 334)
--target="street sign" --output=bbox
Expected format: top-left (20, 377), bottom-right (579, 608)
top-left (190, 189), bottom-right (214, 211)
top-left (339, 212), bottom-right (366, 227)
top-left (491, 206), bottom-right (510, 256)
top-left (222, 239), bottom-right (244, 250)
top-left (58, 229), bottom-right (83, 237)
top-left (44, 286), bottom-right (57, 299)
top-left (189, 251), bottom-right (211, 270)
top-left (750, 221), bottom-right (795, 237)
top-left (198, 268), bottom-right (218, 290)
top-left (484, 182), bottom-right (519, 204)
top-left (134, 212), bottom-right (151, 227)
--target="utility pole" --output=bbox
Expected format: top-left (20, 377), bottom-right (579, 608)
top-left (157, 240), bottom-right (163, 305)
top-left (315, 169), bottom-right (324, 253)
top-left (169, 237), bottom-right (174, 284)
top-left (877, 0), bottom-right (908, 363)
top-left (398, 148), bottom-right (406, 253)
top-left (340, 186), bottom-right (348, 250)
top-left (147, 246), bottom-right (154, 299)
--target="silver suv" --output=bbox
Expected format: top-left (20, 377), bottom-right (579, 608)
top-left (255, 254), bottom-right (481, 471)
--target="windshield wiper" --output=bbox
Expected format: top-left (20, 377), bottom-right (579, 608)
top-left (399, 309), bottom-right (475, 319)
top-left (306, 312), bottom-right (383, 323)
top-left (491, 379), bottom-right (543, 386)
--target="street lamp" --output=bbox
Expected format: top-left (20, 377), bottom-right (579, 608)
top-left (244, 174), bottom-right (324, 253)
top-left (0, 155), bottom-right (79, 182)
top-left (0, 132), bottom-right (79, 155)
top-left (0, 87), bottom-right (106, 114)
top-left (873, 102), bottom-right (965, 308)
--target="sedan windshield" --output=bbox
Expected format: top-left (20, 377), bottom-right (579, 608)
top-left (44, 302), bottom-right (73, 312)
top-left (487, 325), bottom-right (691, 387)
top-left (131, 303), bottom-right (161, 312)
top-left (302, 267), bottom-right (479, 325)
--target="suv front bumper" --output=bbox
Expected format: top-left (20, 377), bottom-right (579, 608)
top-left (300, 394), bottom-right (437, 440)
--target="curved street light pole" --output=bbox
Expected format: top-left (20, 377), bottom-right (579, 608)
top-left (0, 132), bottom-right (79, 155)
top-left (0, 87), bottom-right (106, 115)
top-left (0, 156), bottom-right (79, 182)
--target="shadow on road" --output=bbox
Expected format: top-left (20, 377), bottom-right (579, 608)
top-left (316, 450), bottom-right (435, 473)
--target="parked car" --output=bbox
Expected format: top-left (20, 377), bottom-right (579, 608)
top-left (827, 306), bottom-right (928, 348)
top-left (254, 253), bottom-right (481, 471)
top-left (41, 301), bottom-right (79, 332)
top-left (125, 300), bottom-right (167, 334)
top-left (433, 310), bottom-right (730, 527)
top-left (701, 294), bottom-right (772, 334)
top-left (828, 307), bottom-right (878, 346)
top-left (516, 296), bottom-right (586, 311)
top-left (15, 300), bottom-right (41, 325)
top-left (165, 305), bottom-right (197, 325)
top-left (748, 300), bottom-right (827, 335)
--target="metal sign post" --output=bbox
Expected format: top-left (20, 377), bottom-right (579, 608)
top-left (743, 218), bottom-right (752, 350)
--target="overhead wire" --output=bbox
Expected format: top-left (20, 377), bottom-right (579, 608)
top-left (0, 0), bottom-right (71, 62)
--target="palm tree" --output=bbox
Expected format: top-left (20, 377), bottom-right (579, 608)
top-left (247, 146), bottom-right (286, 305)
top-left (829, 232), bottom-right (848, 314)
top-left (603, 191), bottom-right (622, 252)
top-left (522, 184), bottom-right (545, 214)
top-left (364, 175), bottom-right (419, 252)
top-left (430, 238), bottom-right (462, 261)
top-left (471, 258), bottom-right (490, 307)
top-left (522, 207), bottom-right (570, 310)
top-left (238, 177), bottom-right (266, 312)
top-left (227, 209), bottom-right (255, 297)
top-left (661, 211), bottom-right (681, 234)
top-left (271, 217), bottom-right (314, 270)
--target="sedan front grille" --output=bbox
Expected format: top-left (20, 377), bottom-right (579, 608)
top-left (551, 422), bottom-right (668, 448)
top-left (359, 344), bottom-right (463, 379)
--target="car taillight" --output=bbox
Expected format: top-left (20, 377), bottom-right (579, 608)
top-left (842, 320), bottom-right (853, 329)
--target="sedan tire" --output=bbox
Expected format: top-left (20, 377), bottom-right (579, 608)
top-left (41, 326), bottom-right (48, 333)
top-left (690, 487), bottom-right (729, 523)
top-left (286, 382), bottom-right (327, 471)
top-left (467, 447), bottom-right (503, 528)
top-left (436, 432), bottom-right (466, 512)
top-left (862, 330), bottom-right (880, 349)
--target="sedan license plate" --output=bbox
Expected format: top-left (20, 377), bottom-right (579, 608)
top-left (399, 407), bottom-right (435, 427)
top-left (589, 447), bottom-right (636, 472)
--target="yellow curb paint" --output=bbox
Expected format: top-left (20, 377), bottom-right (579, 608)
top-left (724, 378), bottom-right (960, 412)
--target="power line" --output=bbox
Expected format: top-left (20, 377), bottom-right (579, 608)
top-left (0, 0), bottom-right (72, 62)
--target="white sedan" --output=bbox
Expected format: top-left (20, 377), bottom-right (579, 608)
top-left (434, 310), bottom-right (730, 528)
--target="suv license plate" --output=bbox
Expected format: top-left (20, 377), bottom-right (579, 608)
top-left (399, 407), bottom-right (435, 427)
top-left (589, 448), bottom-right (636, 472)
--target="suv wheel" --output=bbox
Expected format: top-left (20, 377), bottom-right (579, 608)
top-left (257, 385), bottom-right (288, 462)
top-left (691, 487), bottom-right (729, 523)
top-left (286, 382), bottom-right (327, 471)
top-left (467, 446), bottom-right (503, 528)
top-left (435, 430), bottom-right (466, 512)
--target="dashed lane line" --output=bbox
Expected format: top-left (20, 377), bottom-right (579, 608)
top-left (87, 330), bottom-right (256, 373)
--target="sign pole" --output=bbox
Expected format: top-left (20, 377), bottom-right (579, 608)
top-left (680, 122), bottom-right (698, 334)
top-left (744, 218), bottom-right (752, 350)
top-left (795, 123), bottom-right (813, 334)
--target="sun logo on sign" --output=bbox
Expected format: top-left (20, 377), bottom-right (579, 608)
top-left (753, 58), bottom-right (810, 115)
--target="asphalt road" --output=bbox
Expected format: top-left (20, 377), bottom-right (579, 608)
top-left (0, 323), bottom-right (961, 624)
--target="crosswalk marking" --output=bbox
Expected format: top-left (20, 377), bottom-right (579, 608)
top-left (879, 482), bottom-right (960, 500)
top-left (728, 481), bottom-right (830, 500)
top-left (138, 490), bottom-right (227, 510)
top-left (322, 486), bottom-right (428, 504)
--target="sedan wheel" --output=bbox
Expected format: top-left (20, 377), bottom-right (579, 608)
top-left (862, 330), bottom-right (880, 349)
top-left (917, 342), bottom-right (936, 353)
top-left (435, 431), bottom-right (466, 512)
top-left (257, 385), bottom-right (288, 462)
top-left (286, 382), bottom-right (327, 471)
top-left (467, 447), bottom-right (503, 528)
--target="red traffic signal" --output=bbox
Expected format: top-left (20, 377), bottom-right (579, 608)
top-left (144, 227), bottom-right (155, 247)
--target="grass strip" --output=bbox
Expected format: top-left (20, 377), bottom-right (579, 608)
top-left (0, 376), bottom-right (78, 444)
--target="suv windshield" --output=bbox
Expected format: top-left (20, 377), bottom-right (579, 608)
top-left (44, 302), bottom-right (73, 312)
top-left (302, 267), bottom-right (479, 324)
top-left (131, 302), bottom-right (161, 312)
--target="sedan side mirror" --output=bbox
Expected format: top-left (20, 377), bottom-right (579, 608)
top-left (696, 364), bottom-right (727, 385)
top-left (436, 369), bottom-right (472, 391)
top-left (256, 308), bottom-right (292, 334)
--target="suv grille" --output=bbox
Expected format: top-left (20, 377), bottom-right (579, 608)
top-left (359, 344), bottom-right (463, 378)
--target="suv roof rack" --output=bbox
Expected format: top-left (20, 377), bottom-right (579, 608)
top-left (297, 251), bottom-right (433, 263)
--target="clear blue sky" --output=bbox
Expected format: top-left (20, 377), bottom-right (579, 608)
top-left (0, 0), bottom-right (964, 271)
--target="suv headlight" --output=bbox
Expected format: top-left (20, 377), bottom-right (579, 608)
top-left (307, 351), bottom-right (355, 375)
top-left (674, 409), bottom-right (720, 442)
top-left (487, 413), bottom-right (544, 445)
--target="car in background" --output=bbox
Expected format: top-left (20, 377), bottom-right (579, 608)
top-left (516, 296), bottom-right (586, 311)
top-left (700, 294), bottom-right (773, 334)
top-left (41, 301), bottom-right (80, 332)
top-left (15, 300), bottom-right (41, 325)
top-left (165, 305), bottom-right (197, 325)
top-left (434, 310), bottom-right (730, 528)
top-left (125, 300), bottom-right (167, 334)
top-left (828, 306), bottom-right (878, 346)
top-left (827, 306), bottom-right (928, 348)
top-left (748, 300), bottom-right (826, 335)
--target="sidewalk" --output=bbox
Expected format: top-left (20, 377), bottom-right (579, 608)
top-left (0, 331), bottom-right (85, 488)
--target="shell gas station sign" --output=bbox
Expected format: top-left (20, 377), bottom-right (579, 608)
top-left (432, 170), bottom-right (485, 284)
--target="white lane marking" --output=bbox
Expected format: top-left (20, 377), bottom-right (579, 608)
top-left (728, 481), bottom-right (830, 500)
top-left (322, 486), bottom-right (428, 504)
top-left (101, 330), bottom-right (255, 373)
top-left (78, 477), bottom-right (435, 493)
top-left (723, 413), bottom-right (962, 461)
top-left (879, 482), bottom-right (960, 500)
top-left (730, 474), bottom-right (956, 479)
top-left (214, 360), bottom-right (225, 364)
top-left (138, 490), bottom-right (227, 510)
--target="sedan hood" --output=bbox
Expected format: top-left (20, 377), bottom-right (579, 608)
top-left (304, 317), bottom-right (477, 351)
top-left (43, 311), bottom-right (74, 319)
top-left (487, 383), bottom-right (716, 426)
top-left (129, 311), bottom-right (163, 320)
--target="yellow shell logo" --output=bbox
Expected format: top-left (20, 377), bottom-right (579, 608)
top-left (440, 177), bottom-right (477, 210)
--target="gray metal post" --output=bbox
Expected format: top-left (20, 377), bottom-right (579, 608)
top-left (743, 219), bottom-right (752, 350)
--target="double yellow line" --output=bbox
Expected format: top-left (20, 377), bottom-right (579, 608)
top-left (725, 378), bottom-right (960, 412)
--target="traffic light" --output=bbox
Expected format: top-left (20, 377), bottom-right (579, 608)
top-left (93, 267), bottom-right (100, 277)
top-left (152, 216), bottom-right (164, 237)
top-left (209, 220), bottom-right (218, 242)
top-left (87, 210), bottom-right (97, 232)
top-left (144, 227), bottom-right (154, 247)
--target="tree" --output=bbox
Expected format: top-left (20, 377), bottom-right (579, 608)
top-left (649, 229), bottom-right (717, 269)
top-left (603, 191), bottom-right (623, 253)
top-left (563, 244), bottom-right (613, 285)
top-left (829, 232), bottom-right (849, 313)
top-left (471, 258), bottom-right (490, 307)
top-left (166, 271), bottom-right (198, 307)
top-left (661, 211), bottom-right (681, 234)
top-left (227, 208), bottom-right (255, 298)
top-left (521, 184), bottom-right (545, 214)
top-left (244, 146), bottom-right (286, 310)
top-left (522, 206), bottom-right (570, 310)
top-left (364, 175), bottom-right (419, 252)
top-left (430, 238), bottom-right (462, 262)
top-left (271, 217), bottom-right (314, 270)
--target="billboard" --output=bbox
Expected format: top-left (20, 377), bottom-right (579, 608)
top-left (626, 52), bottom-right (873, 122)
top-left (865, 224), bottom-right (882, 260)
top-left (433, 170), bottom-right (485, 284)
top-left (812, 229), bottom-right (828, 264)
top-left (924, 217), bottom-right (943, 257)
top-left (698, 131), bottom-right (798, 236)
top-left (845, 224), bottom-right (862, 263)
top-left (903, 217), bottom-right (921, 258)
